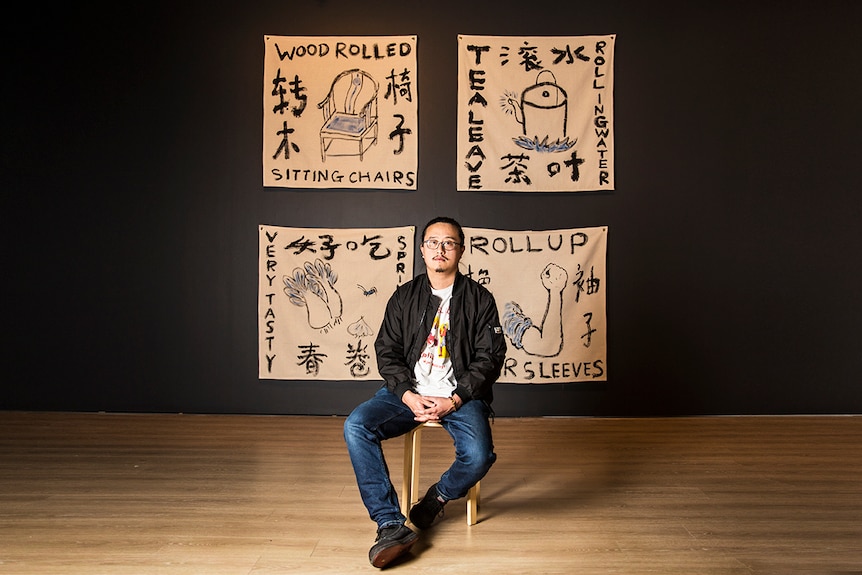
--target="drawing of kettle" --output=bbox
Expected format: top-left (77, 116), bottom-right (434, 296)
top-left (506, 70), bottom-right (568, 144)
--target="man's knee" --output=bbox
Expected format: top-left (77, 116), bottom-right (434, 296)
top-left (344, 410), bottom-right (368, 444)
top-left (462, 443), bottom-right (496, 470)
top-left (477, 448), bottom-right (497, 470)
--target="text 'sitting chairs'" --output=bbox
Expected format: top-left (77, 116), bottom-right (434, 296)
top-left (318, 69), bottom-right (378, 162)
top-left (402, 421), bottom-right (481, 526)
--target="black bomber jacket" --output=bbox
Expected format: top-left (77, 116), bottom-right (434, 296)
top-left (374, 272), bottom-right (507, 405)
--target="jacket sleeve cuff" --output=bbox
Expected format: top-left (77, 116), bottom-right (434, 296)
top-left (454, 385), bottom-right (471, 404)
top-left (394, 381), bottom-right (415, 399)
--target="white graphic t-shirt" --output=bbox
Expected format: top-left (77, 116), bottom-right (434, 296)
top-left (414, 285), bottom-right (457, 397)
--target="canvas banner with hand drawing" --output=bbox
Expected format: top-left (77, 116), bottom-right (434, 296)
top-left (263, 35), bottom-right (418, 190)
top-left (458, 35), bottom-right (615, 192)
top-left (259, 225), bottom-right (414, 380)
top-left (461, 226), bottom-right (607, 383)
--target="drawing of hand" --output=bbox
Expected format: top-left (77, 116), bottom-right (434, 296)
top-left (540, 263), bottom-right (568, 291)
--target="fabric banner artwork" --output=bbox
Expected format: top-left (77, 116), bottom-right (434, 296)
top-left (461, 226), bottom-right (608, 383)
top-left (263, 36), bottom-right (418, 190)
top-left (457, 35), bottom-right (615, 192)
top-left (259, 225), bottom-right (414, 380)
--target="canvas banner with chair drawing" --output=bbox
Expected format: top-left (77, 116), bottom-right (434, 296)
top-left (263, 35), bottom-right (418, 189)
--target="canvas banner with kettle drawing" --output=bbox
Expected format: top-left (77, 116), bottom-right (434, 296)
top-left (263, 36), bottom-right (418, 190)
top-left (457, 35), bottom-right (615, 192)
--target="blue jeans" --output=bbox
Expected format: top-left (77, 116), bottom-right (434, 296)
top-left (344, 387), bottom-right (496, 528)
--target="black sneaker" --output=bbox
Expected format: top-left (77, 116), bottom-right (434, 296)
top-left (369, 523), bottom-right (418, 568)
top-left (409, 483), bottom-right (447, 529)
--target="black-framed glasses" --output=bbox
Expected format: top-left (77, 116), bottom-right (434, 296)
top-left (422, 239), bottom-right (461, 251)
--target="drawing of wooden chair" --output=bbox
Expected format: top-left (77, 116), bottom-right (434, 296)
top-left (318, 69), bottom-right (378, 162)
top-left (402, 421), bottom-right (481, 526)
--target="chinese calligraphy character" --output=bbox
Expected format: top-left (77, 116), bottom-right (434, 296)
top-left (550, 44), bottom-right (589, 65)
top-left (273, 121), bottom-right (300, 159)
top-left (389, 114), bottom-right (412, 155)
top-left (581, 312), bottom-right (596, 348)
top-left (384, 67), bottom-right (413, 105)
top-left (501, 153), bottom-right (532, 185)
top-left (571, 264), bottom-right (601, 303)
top-left (297, 342), bottom-right (327, 376)
top-left (564, 150), bottom-right (585, 182)
top-left (345, 339), bottom-right (371, 377)
top-left (271, 70), bottom-right (307, 118)
top-left (361, 235), bottom-right (391, 260)
top-left (319, 234), bottom-right (341, 261)
top-left (285, 236), bottom-right (317, 255)
top-left (517, 42), bottom-right (543, 72)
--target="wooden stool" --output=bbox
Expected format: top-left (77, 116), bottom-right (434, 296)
top-left (401, 421), bottom-right (481, 526)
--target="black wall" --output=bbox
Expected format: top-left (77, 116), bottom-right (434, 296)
top-left (3, 1), bottom-right (861, 416)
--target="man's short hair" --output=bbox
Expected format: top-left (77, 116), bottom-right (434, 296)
top-left (421, 216), bottom-right (465, 246)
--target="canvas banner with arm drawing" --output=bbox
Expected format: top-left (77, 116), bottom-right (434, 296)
top-left (263, 35), bottom-right (418, 190)
top-left (259, 225), bottom-right (414, 380)
top-left (461, 226), bottom-right (607, 383)
top-left (457, 35), bottom-right (615, 192)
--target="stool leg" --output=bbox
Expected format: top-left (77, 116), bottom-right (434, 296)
top-left (466, 481), bottom-right (480, 525)
top-left (401, 426), bottom-right (422, 518)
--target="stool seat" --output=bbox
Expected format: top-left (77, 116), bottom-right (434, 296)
top-left (402, 421), bottom-right (481, 526)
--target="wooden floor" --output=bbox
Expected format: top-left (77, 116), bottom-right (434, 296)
top-left (0, 412), bottom-right (860, 574)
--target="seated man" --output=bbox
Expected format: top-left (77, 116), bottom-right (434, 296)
top-left (344, 216), bottom-right (507, 568)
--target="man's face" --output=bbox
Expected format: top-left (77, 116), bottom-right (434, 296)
top-left (420, 222), bottom-right (464, 275)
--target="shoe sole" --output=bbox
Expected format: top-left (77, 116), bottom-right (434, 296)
top-left (369, 534), bottom-right (419, 568)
